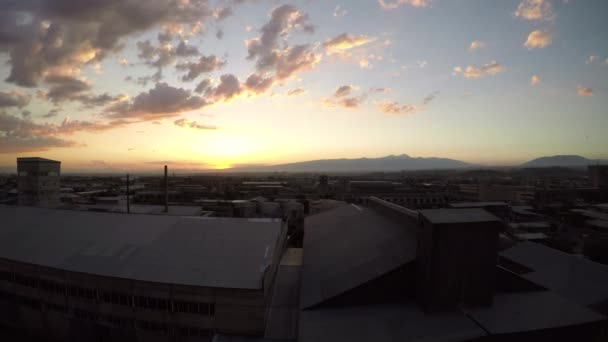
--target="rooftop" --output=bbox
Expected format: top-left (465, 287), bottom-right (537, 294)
top-left (0, 206), bottom-right (284, 289)
top-left (419, 208), bottom-right (501, 224)
top-left (449, 201), bottom-right (509, 208)
top-left (300, 203), bottom-right (417, 309)
top-left (16, 157), bottom-right (60, 163)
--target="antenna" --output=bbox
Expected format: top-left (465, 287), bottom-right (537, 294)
top-left (126, 173), bottom-right (130, 214)
top-left (164, 165), bottom-right (169, 213)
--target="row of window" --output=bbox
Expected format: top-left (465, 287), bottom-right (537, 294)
top-left (0, 290), bottom-right (211, 337)
top-left (0, 270), bottom-right (214, 315)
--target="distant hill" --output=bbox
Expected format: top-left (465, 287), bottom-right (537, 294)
top-left (229, 154), bottom-right (475, 173)
top-left (521, 155), bottom-right (608, 168)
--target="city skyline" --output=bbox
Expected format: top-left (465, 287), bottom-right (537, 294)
top-left (1, 0), bottom-right (608, 171)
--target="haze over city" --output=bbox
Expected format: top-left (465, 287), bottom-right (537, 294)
top-left (1, 0), bottom-right (607, 172)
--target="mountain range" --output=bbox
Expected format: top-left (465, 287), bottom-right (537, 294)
top-left (227, 154), bottom-right (608, 173)
top-left (520, 155), bottom-right (608, 168)
top-left (229, 154), bottom-right (475, 172)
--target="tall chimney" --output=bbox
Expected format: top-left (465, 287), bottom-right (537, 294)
top-left (164, 165), bottom-right (168, 212)
top-left (126, 173), bottom-right (130, 214)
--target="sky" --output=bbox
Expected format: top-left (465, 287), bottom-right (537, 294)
top-left (0, 0), bottom-right (607, 172)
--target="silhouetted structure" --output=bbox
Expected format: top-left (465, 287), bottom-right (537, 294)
top-left (17, 157), bottom-right (60, 207)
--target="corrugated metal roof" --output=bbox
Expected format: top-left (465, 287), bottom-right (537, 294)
top-left (300, 204), bottom-right (417, 309)
top-left (0, 206), bottom-right (283, 289)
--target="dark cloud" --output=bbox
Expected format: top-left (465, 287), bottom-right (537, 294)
top-left (42, 109), bottom-right (60, 118)
top-left (325, 85), bottom-right (364, 109)
top-left (105, 82), bottom-right (209, 120)
top-left (216, 29), bottom-right (224, 40)
top-left (422, 91), bottom-right (439, 105)
top-left (41, 74), bottom-right (123, 106)
top-left (243, 5), bottom-right (319, 92)
top-left (287, 88), bottom-right (306, 96)
top-left (244, 74), bottom-right (274, 94)
top-left (174, 118), bottom-right (217, 130)
top-left (0, 91), bottom-right (31, 108)
top-left (43, 75), bottom-right (91, 104)
top-left (194, 78), bottom-right (212, 94)
top-left (0, 111), bottom-right (128, 153)
top-left (21, 110), bottom-right (32, 119)
top-left (176, 55), bottom-right (225, 81)
top-left (210, 74), bottom-right (242, 101)
top-left (2, 0), bottom-right (213, 87)
top-left (334, 85), bottom-right (354, 97)
top-left (175, 41), bottom-right (200, 57)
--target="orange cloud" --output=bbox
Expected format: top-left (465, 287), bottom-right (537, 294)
top-left (524, 30), bottom-right (553, 49)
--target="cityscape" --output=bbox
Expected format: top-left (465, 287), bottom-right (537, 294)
top-left (1, 0), bottom-right (608, 341)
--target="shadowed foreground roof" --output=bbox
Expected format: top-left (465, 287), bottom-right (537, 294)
top-left (0, 206), bottom-right (283, 289)
top-left (300, 203), bottom-right (417, 309)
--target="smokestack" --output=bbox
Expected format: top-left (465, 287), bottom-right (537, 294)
top-left (164, 165), bottom-right (168, 212)
top-left (126, 173), bottom-right (130, 214)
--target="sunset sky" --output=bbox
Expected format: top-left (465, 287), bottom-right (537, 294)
top-left (1, 0), bottom-right (607, 171)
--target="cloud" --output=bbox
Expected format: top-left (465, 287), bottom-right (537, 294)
top-left (243, 5), bottom-right (319, 91)
top-left (213, 6), bottom-right (234, 21)
top-left (514, 0), bottom-right (554, 21)
top-left (105, 82), bottom-right (208, 120)
top-left (576, 85), bottom-right (593, 97)
top-left (1, 0), bottom-right (213, 87)
top-left (377, 101), bottom-right (417, 115)
top-left (244, 73), bottom-right (275, 94)
top-left (174, 118), bottom-right (217, 130)
top-left (378, 0), bottom-right (431, 9)
top-left (287, 88), bottom-right (306, 96)
top-left (0, 111), bottom-right (129, 153)
top-left (333, 5), bottom-right (348, 18)
top-left (176, 55), bottom-right (225, 81)
top-left (324, 33), bottom-right (375, 55)
top-left (524, 30), bottom-right (553, 49)
top-left (0, 91), bottom-right (31, 108)
top-left (530, 75), bottom-right (541, 86)
top-left (174, 41), bottom-right (200, 57)
top-left (40, 74), bottom-right (123, 107)
top-left (605, 58), bottom-right (608, 65)
top-left (422, 91), bottom-right (439, 105)
top-left (324, 85), bottom-right (364, 109)
top-left (586, 55), bottom-right (598, 64)
top-left (42, 109), bottom-right (60, 118)
top-left (453, 61), bottom-right (504, 79)
top-left (469, 40), bottom-right (485, 52)
top-left (334, 85), bottom-right (355, 98)
top-left (210, 74), bottom-right (243, 101)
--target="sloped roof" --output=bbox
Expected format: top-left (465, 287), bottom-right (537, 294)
top-left (300, 203), bottom-right (417, 309)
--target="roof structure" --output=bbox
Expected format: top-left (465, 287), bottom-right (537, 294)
top-left (299, 303), bottom-right (485, 342)
top-left (300, 203), bottom-right (417, 309)
top-left (16, 157), bottom-right (60, 163)
top-left (500, 241), bottom-right (608, 307)
top-left (0, 206), bottom-right (284, 289)
top-left (419, 208), bottom-right (501, 224)
top-left (449, 201), bottom-right (508, 208)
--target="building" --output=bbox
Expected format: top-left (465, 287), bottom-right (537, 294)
top-left (17, 157), bottom-right (61, 207)
top-left (589, 165), bottom-right (608, 188)
top-left (298, 198), bottom-right (608, 341)
top-left (0, 206), bottom-right (287, 341)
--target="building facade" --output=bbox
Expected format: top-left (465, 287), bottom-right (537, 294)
top-left (17, 157), bottom-right (61, 207)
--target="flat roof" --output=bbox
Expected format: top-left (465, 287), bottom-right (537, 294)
top-left (501, 241), bottom-right (608, 306)
top-left (420, 208), bottom-right (501, 224)
top-left (16, 157), bottom-right (60, 163)
top-left (300, 204), bottom-right (417, 309)
top-left (464, 291), bottom-right (606, 335)
top-left (449, 201), bottom-right (509, 208)
top-left (299, 303), bottom-right (485, 342)
top-left (0, 206), bottom-right (283, 289)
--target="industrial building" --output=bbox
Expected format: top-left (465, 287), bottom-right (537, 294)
top-left (0, 206), bottom-right (287, 341)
